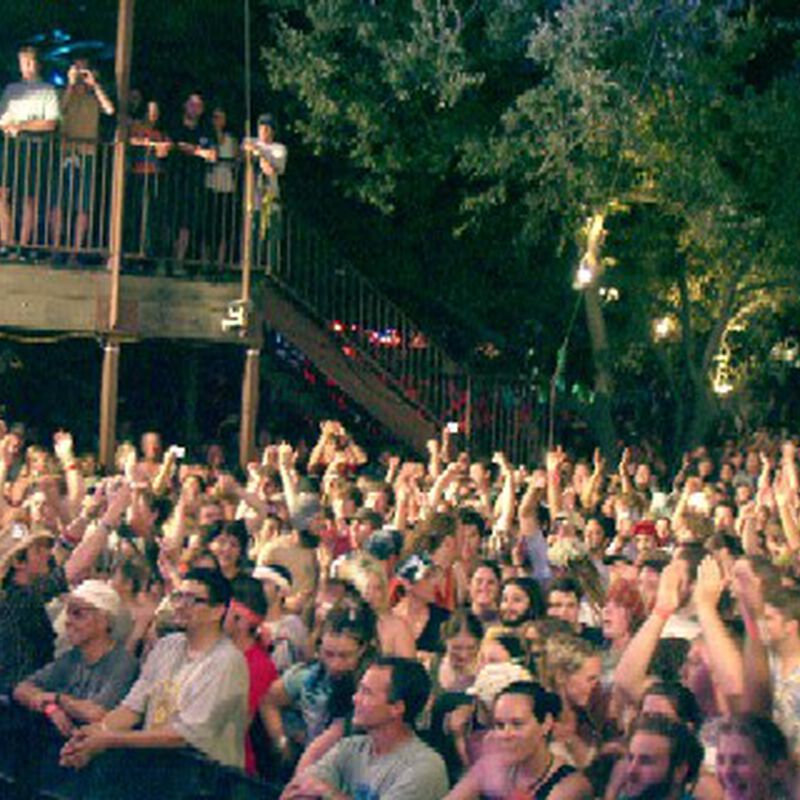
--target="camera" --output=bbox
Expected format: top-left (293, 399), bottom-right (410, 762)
top-left (168, 445), bottom-right (186, 459)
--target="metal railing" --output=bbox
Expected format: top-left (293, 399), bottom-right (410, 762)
top-left (0, 131), bottom-right (540, 462)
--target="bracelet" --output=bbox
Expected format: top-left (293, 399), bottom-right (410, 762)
top-left (652, 606), bottom-right (672, 621)
top-left (55, 693), bottom-right (61, 706)
top-left (43, 702), bottom-right (59, 717)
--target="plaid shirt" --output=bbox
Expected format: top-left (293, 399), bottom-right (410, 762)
top-left (0, 566), bottom-right (67, 694)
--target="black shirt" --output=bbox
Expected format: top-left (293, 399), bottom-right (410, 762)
top-left (0, 566), bottom-right (67, 695)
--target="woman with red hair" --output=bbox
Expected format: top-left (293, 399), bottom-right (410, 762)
top-left (600, 579), bottom-right (646, 682)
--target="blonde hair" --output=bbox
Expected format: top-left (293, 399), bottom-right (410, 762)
top-left (335, 556), bottom-right (388, 612)
top-left (544, 634), bottom-right (598, 686)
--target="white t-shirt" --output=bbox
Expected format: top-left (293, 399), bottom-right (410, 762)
top-left (122, 632), bottom-right (248, 768)
top-left (0, 80), bottom-right (60, 126)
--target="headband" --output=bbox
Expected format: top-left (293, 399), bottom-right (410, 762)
top-left (229, 599), bottom-right (264, 627)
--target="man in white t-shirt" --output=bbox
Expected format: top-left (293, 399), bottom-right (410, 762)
top-left (243, 113), bottom-right (288, 269)
top-left (0, 46), bottom-right (60, 256)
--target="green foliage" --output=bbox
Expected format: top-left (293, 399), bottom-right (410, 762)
top-left (460, 0), bottom-right (800, 446)
top-left (266, 0), bottom-right (486, 212)
top-left (262, 0), bottom-right (800, 449)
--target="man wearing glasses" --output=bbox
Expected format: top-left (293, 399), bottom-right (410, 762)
top-left (60, 568), bottom-right (248, 783)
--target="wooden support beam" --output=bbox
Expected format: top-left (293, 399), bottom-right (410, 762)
top-left (98, 339), bottom-right (120, 471)
top-left (239, 347), bottom-right (260, 469)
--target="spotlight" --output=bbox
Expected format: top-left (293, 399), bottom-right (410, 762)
top-left (575, 258), bottom-right (593, 288)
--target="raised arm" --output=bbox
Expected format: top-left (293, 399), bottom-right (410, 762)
top-left (782, 440), bottom-right (799, 494)
top-left (54, 431), bottom-right (85, 520)
top-left (428, 461), bottom-right (460, 512)
top-left (731, 559), bottom-right (772, 716)
top-left (546, 447), bottom-right (566, 517)
top-left (308, 422), bottom-right (334, 473)
top-left (618, 446), bottom-right (634, 497)
top-left (580, 448), bottom-right (605, 512)
top-left (426, 438), bottom-right (443, 481)
top-left (492, 452), bottom-right (516, 532)
top-left (64, 482), bottom-right (131, 585)
top-left (774, 465), bottom-right (800, 553)
top-left (693, 556), bottom-right (744, 706)
top-left (278, 443), bottom-right (300, 517)
top-left (755, 452), bottom-right (774, 511)
top-left (612, 561), bottom-right (682, 702)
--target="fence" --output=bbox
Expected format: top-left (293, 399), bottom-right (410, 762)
top-left (0, 131), bottom-right (540, 463)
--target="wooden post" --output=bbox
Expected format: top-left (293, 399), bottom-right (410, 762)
top-left (107, 0), bottom-right (135, 329)
top-left (99, 0), bottom-right (135, 471)
top-left (239, 347), bottom-right (260, 469)
top-left (98, 340), bottom-right (120, 469)
top-left (237, 130), bottom-right (259, 469)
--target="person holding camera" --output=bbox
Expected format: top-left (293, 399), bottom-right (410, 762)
top-left (51, 58), bottom-right (115, 264)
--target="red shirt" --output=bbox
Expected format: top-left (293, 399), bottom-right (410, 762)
top-left (244, 643), bottom-right (278, 775)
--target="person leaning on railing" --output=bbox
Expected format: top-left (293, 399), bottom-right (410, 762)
top-left (242, 112), bottom-right (287, 269)
top-left (128, 100), bottom-right (172, 266)
top-left (0, 45), bottom-right (59, 260)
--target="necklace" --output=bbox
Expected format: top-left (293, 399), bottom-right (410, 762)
top-left (513, 752), bottom-right (555, 797)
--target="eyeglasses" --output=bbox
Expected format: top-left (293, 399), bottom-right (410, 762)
top-left (170, 591), bottom-right (211, 607)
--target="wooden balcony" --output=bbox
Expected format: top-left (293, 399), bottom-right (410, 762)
top-left (0, 261), bottom-right (260, 345)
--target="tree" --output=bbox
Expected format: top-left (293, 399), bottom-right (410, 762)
top-left (261, 0), bottom-right (800, 456)
top-left (460, 0), bottom-right (800, 454)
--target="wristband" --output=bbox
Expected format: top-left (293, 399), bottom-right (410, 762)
top-left (55, 693), bottom-right (61, 706)
top-left (652, 606), bottom-right (672, 621)
top-left (743, 614), bottom-right (761, 641)
top-left (43, 702), bottom-right (59, 717)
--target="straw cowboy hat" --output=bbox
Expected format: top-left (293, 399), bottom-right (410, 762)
top-left (0, 521), bottom-right (54, 584)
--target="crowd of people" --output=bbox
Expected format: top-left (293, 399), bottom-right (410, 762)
top-left (0, 44), bottom-right (286, 270)
top-left (1, 413), bottom-right (800, 800)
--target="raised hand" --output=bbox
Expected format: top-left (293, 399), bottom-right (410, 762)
top-left (592, 447), bottom-right (605, 473)
top-left (654, 560), bottom-right (684, 616)
top-left (693, 555), bottom-right (724, 611)
top-left (730, 558), bottom-right (765, 618)
top-left (546, 446), bottom-right (565, 473)
top-left (277, 442), bottom-right (295, 470)
top-left (53, 430), bottom-right (75, 465)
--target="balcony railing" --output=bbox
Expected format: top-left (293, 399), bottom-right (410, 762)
top-left (0, 132), bottom-right (540, 463)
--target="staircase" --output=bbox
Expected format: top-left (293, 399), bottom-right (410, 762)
top-left (255, 211), bottom-right (540, 463)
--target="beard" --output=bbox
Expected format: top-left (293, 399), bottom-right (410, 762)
top-left (621, 774), bottom-right (676, 800)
